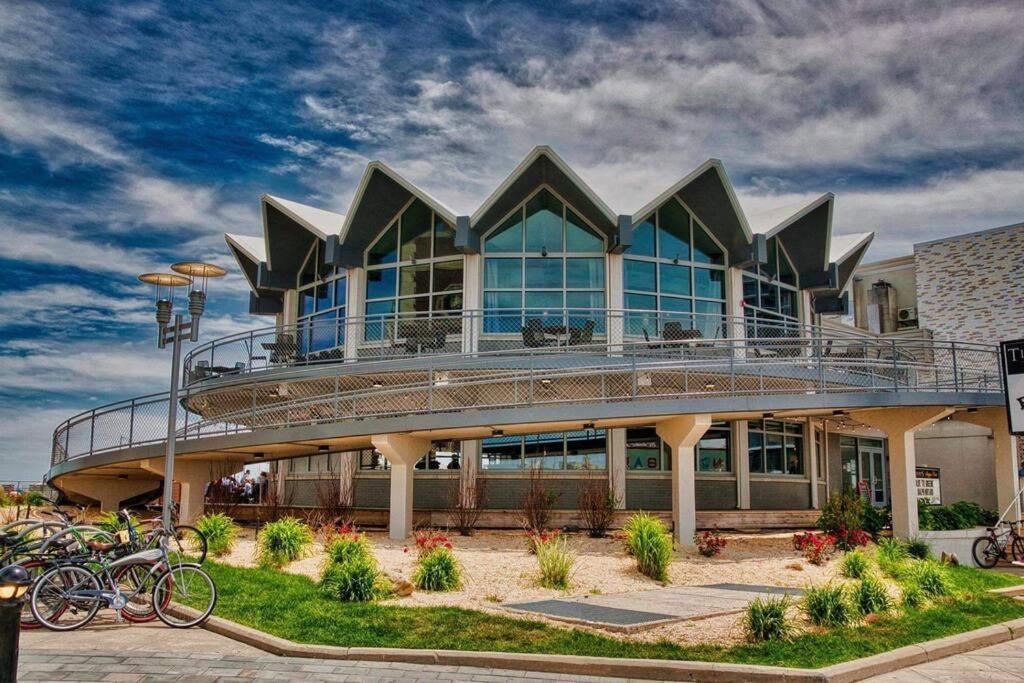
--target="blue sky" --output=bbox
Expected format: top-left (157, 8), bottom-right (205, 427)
top-left (2, 0), bottom-right (1023, 480)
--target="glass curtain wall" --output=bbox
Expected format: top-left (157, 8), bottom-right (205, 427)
top-left (297, 241), bottom-right (347, 355)
top-left (742, 237), bottom-right (801, 338)
top-left (358, 440), bottom-right (462, 471)
top-left (623, 198), bottom-right (727, 341)
top-left (364, 199), bottom-right (463, 341)
top-left (482, 188), bottom-right (606, 335)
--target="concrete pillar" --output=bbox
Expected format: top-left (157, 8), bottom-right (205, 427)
top-left (458, 440), bottom-right (480, 508)
top-left (58, 475), bottom-right (161, 511)
top-left (656, 415), bottom-right (712, 545)
top-left (608, 428), bottom-right (627, 509)
top-left (733, 420), bottom-right (750, 509)
top-left (462, 254), bottom-right (481, 354)
top-left (725, 269), bottom-right (745, 356)
top-left (345, 268), bottom-right (364, 361)
top-left (954, 408), bottom-right (1021, 522)
top-left (807, 417), bottom-right (819, 509)
top-left (606, 252), bottom-right (624, 352)
top-left (822, 420), bottom-right (831, 498)
top-left (371, 434), bottom-right (431, 539)
top-left (856, 407), bottom-right (954, 539)
top-left (140, 459), bottom-right (214, 524)
top-left (338, 451), bottom-right (358, 507)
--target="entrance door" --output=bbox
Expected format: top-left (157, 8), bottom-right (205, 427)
top-left (859, 444), bottom-right (888, 507)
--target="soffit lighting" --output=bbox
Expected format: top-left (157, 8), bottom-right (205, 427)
top-left (491, 428), bottom-right (504, 437)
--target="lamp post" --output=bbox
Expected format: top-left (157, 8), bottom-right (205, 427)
top-left (0, 564), bottom-right (32, 682)
top-left (139, 263), bottom-right (226, 532)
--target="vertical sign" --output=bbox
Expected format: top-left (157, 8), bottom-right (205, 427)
top-left (1002, 340), bottom-right (1024, 436)
top-left (915, 467), bottom-right (941, 505)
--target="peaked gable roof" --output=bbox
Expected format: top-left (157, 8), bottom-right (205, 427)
top-left (750, 193), bottom-right (834, 277)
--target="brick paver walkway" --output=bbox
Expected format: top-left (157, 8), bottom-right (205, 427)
top-left (866, 637), bottom-right (1024, 681)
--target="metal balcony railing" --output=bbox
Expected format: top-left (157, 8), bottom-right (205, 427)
top-left (51, 332), bottom-right (1003, 469)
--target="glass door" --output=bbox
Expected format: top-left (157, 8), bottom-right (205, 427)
top-left (859, 443), bottom-right (888, 507)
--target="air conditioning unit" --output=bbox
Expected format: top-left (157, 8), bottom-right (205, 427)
top-left (898, 306), bottom-right (918, 322)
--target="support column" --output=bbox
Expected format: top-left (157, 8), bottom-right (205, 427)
top-left (954, 408), bottom-right (1021, 522)
top-left (338, 451), bottom-right (358, 507)
top-left (656, 415), bottom-right (712, 545)
top-left (856, 407), bottom-right (954, 539)
top-left (141, 459), bottom-right (214, 524)
top-left (606, 252), bottom-right (624, 352)
top-left (345, 268), bottom-right (364, 361)
top-left (807, 417), bottom-right (819, 509)
top-left (371, 434), bottom-right (431, 539)
top-left (458, 440), bottom-right (480, 508)
top-left (609, 428), bottom-right (627, 509)
top-left (733, 420), bottom-right (750, 509)
top-left (462, 254), bottom-right (481, 354)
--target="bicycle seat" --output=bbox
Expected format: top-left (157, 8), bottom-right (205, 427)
top-left (86, 539), bottom-right (116, 553)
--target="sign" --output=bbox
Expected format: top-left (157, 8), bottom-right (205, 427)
top-left (1002, 340), bottom-right (1024, 436)
top-left (915, 467), bottom-right (941, 505)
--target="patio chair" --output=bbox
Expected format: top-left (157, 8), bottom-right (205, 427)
top-left (522, 319), bottom-right (554, 348)
top-left (663, 322), bottom-right (702, 343)
top-left (567, 319), bottom-right (595, 346)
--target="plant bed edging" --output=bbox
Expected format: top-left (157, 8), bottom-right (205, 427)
top-left (917, 527), bottom-right (987, 563)
top-left (176, 600), bottom-right (1024, 683)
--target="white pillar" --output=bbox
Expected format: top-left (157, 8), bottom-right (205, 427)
top-left (807, 417), bottom-right (819, 509)
top-left (458, 440), bottom-right (480, 508)
top-left (345, 267), bottom-right (364, 361)
top-left (856, 407), bottom-right (954, 539)
top-left (726, 268), bottom-right (745, 356)
top-left (140, 458), bottom-right (213, 523)
top-left (733, 420), bottom-right (750, 509)
top-left (462, 254), bottom-right (481, 354)
top-left (606, 252), bottom-right (624, 352)
top-left (656, 415), bottom-right (712, 545)
top-left (608, 427), bottom-right (627, 509)
top-left (371, 434), bottom-right (431, 539)
top-left (338, 451), bottom-right (358, 507)
top-left (955, 409), bottom-right (1021, 522)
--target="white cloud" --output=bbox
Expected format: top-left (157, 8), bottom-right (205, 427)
top-left (0, 220), bottom-right (156, 275)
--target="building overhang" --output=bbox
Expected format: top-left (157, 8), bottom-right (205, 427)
top-left (469, 146), bottom-right (619, 253)
top-left (261, 194), bottom-right (344, 284)
top-left (751, 193), bottom-right (835, 285)
top-left (631, 159), bottom-right (753, 264)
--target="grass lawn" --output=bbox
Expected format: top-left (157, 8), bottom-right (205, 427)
top-left (201, 560), bottom-right (1024, 668)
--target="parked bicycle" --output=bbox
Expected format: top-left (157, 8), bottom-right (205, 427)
top-left (972, 520), bottom-right (1024, 568)
top-left (28, 511), bottom-right (217, 631)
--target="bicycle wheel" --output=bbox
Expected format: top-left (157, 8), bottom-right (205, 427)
top-left (18, 559), bottom-right (48, 630)
top-left (972, 535), bottom-right (1000, 568)
top-left (169, 526), bottom-right (207, 565)
top-left (1012, 537), bottom-right (1024, 563)
top-left (152, 564), bottom-right (217, 628)
top-left (114, 564), bottom-right (168, 623)
top-left (30, 564), bottom-right (102, 631)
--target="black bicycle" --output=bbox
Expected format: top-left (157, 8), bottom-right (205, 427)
top-left (972, 521), bottom-right (1024, 568)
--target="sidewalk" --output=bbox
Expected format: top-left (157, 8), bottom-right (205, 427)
top-left (866, 637), bottom-right (1024, 681)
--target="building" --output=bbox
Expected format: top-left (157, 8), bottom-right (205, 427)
top-left (46, 147), bottom-right (1020, 543)
top-left (838, 222), bottom-right (1024, 511)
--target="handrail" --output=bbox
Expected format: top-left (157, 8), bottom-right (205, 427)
top-left (51, 334), bottom-right (1004, 469)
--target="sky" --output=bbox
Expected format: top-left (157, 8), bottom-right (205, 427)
top-left (1, 0), bottom-right (1023, 480)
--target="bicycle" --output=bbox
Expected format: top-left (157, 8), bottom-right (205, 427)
top-left (138, 503), bottom-right (208, 565)
top-left (972, 520), bottom-right (1024, 568)
top-left (29, 512), bottom-right (217, 631)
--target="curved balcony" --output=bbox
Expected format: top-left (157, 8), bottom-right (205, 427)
top-left (181, 308), bottom-right (921, 386)
top-left (52, 331), bottom-right (1004, 475)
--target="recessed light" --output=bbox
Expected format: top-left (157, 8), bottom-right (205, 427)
top-left (253, 452), bottom-right (264, 459)
top-left (833, 410), bottom-right (846, 416)
top-left (704, 383), bottom-right (716, 390)
top-left (540, 378), bottom-right (552, 385)
top-left (372, 381), bottom-right (383, 388)
top-left (583, 422), bottom-right (595, 429)
top-left (966, 407), bottom-right (978, 413)
top-left (318, 445), bottom-right (330, 452)
top-left (763, 412), bottom-right (774, 418)
top-left (491, 428), bottom-right (504, 437)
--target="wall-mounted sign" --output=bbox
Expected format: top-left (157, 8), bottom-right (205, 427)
top-left (1002, 340), bottom-right (1024, 436)
top-left (915, 467), bottom-right (941, 505)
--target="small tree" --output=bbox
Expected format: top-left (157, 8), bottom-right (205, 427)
top-left (447, 477), bottom-right (488, 536)
top-left (577, 476), bottom-right (618, 538)
top-left (314, 474), bottom-right (356, 528)
top-left (520, 467), bottom-right (559, 532)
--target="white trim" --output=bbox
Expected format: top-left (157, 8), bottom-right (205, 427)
top-left (830, 232), bottom-right (874, 265)
top-left (262, 194), bottom-right (345, 240)
top-left (470, 146), bottom-right (617, 229)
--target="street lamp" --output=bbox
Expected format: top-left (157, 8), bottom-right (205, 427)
top-left (0, 564), bottom-right (33, 681)
top-left (139, 262), bottom-right (226, 532)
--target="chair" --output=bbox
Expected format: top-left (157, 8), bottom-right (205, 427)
top-left (521, 319), bottom-right (553, 348)
top-left (663, 322), bottom-right (702, 343)
top-left (194, 360), bottom-right (211, 380)
top-left (567, 320), bottom-right (595, 346)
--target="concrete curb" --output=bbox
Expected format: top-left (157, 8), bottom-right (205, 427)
top-left (194, 609), bottom-right (1024, 682)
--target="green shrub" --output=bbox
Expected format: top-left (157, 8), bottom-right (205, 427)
top-left (840, 549), bottom-right (870, 579)
top-left (803, 583), bottom-right (853, 627)
top-left (320, 556), bottom-right (387, 602)
top-left (901, 582), bottom-right (926, 609)
top-left (536, 536), bottom-right (575, 590)
top-left (853, 575), bottom-right (892, 615)
top-left (95, 510), bottom-right (138, 533)
top-left (23, 491), bottom-right (46, 506)
top-left (745, 595), bottom-right (792, 642)
top-left (861, 505), bottom-right (891, 540)
top-left (911, 560), bottom-right (950, 597)
top-left (325, 531), bottom-right (370, 566)
top-left (623, 512), bottom-right (673, 581)
top-left (904, 537), bottom-right (931, 560)
top-left (256, 517), bottom-right (313, 568)
top-left (195, 513), bottom-right (238, 557)
top-left (818, 491), bottom-right (871, 550)
top-left (876, 538), bottom-right (910, 578)
top-left (413, 548), bottom-right (462, 591)
top-left (919, 500), bottom-right (998, 530)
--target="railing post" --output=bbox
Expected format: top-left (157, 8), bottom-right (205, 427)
top-left (128, 399), bottom-right (135, 447)
top-left (951, 342), bottom-right (959, 392)
top-left (428, 368), bottom-right (434, 412)
top-left (891, 339), bottom-right (899, 390)
top-left (631, 351), bottom-right (637, 398)
top-left (248, 330), bottom-right (254, 369)
top-left (89, 409), bottom-right (96, 455)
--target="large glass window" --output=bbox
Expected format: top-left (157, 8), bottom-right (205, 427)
top-left (296, 241), bottom-right (346, 355)
top-left (480, 430), bottom-right (607, 470)
top-left (358, 440), bottom-right (462, 471)
top-left (364, 199), bottom-right (463, 341)
top-left (742, 237), bottom-right (800, 338)
top-left (482, 188), bottom-right (606, 334)
top-left (623, 198), bottom-right (726, 341)
top-left (625, 422), bottom-right (731, 472)
top-left (748, 419), bottom-right (804, 475)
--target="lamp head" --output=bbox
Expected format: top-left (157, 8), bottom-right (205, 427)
top-left (0, 564), bottom-right (32, 602)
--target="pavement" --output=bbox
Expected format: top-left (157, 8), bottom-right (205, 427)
top-left (865, 637), bottom-right (1024, 681)
top-left (19, 622), bottom-right (633, 682)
